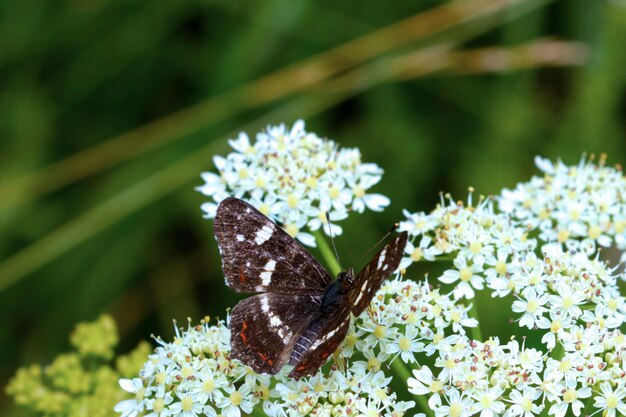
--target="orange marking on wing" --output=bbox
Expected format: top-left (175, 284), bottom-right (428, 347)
top-left (239, 270), bottom-right (246, 282)
top-left (258, 353), bottom-right (268, 362)
top-left (240, 331), bottom-right (248, 344)
top-left (268, 359), bottom-right (274, 366)
top-left (297, 365), bottom-right (306, 371)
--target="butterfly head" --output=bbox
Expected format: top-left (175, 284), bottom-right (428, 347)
top-left (337, 267), bottom-right (355, 291)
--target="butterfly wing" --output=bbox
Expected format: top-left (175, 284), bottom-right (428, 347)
top-left (347, 232), bottom-right (408, 317)
top-left (214, 197), bottom-right (332, 295)
top-left (229, 292), bottom-right (322, 374)
top-left (288, 304), bottom-right (351, 380)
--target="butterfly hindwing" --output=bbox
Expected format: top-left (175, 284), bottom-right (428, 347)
top-left (214, 197), bottom-right (332, 295)
top-left (229, 292), bottom-right (323, 374)
top-left (347, 231), bottom-right (408, 317)
top-left (288, 304), bottom-right (351, 379)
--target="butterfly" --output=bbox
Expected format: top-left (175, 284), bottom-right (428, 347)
top-left (214, 197), bottom-right (407, 379)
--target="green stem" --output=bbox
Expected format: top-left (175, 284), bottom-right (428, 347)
top-left (390, 360), bottom-right (434, 417)
top-left (314, 230), bottom-right (341, 276)
top-left (468, 301), bottom-right (483, 342)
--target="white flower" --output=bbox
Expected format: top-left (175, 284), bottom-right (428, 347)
top-left (439, 255), bottom-right (485, 300)
top-left (407, 366), bottom-right (445, 409)
top-left (512, 287), bottom-right (550, 329)
top-left (197, 120), bottom-right (389, 246)
top-left (506, 387), bottom-right (542, 417)
top-left (472, 387), bottom-right (505, 417)
top-left (386, 325), bottom-right (423, 363)
top-left (114, 378), bottom-right (145, 417)
top-left (593, 382), bottom-right (626, 417)
top-left (547, 381), bottom-right (591, 417)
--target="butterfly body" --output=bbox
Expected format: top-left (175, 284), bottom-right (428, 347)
top-left (214, 197), bottom-right (407, 379)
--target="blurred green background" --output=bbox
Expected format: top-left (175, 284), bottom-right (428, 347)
top-left (1, 0), bottom-right (625, 413)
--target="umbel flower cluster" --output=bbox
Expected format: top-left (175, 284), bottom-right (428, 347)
top-left (6, 315), bottom-right (150, 417)
top-left (115, 279), bottom-right (476, 417)
top-left (197, 120), bottom-right (389, 246)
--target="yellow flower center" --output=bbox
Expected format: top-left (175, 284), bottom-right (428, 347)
top-left (557, 230), bottom-right (570, 243)
top-left (411, 248), bottom-right (423, 262)
top-left (230, 390), bottom-right (243, 407)
top-left (398, 337), bottom-right (411, 352)
top-left (238, 168), bottom-right (248, 180)
top-left (570, 209), bottom-right (581, 220)
top-left (526, 300), bottom-right (539, 313)
top-left (588, 225), bottom-right (601, 239)
top-left (561, 296), bottom-right (573, 309)
top-left (259, 204), bottom-right (270, 216)
top-left (285, 224), bottom-right (299, 237)
top-left (559, 359), bottom-right (571, 373)
top-left (374, 325), bottom-right (387, 339)
top-left (550, 319), bottom-right (563, 333)
top-left (203, 379), bottom-right (215, 393)
top-left (181, 366), bottom-right (194, 379)
top-left (329, 186), bottom-right (340, 200)
top-left (563, 389), bottom-right (577, 403)
top-left (153, 398), bottom-right (165, 413)
top-left (155, 372), bottom-right (166, 385)
top-left (181, 396), bottom-right (194, 412)
top-left (430, 380), bottom-right (443, 393)
top-left (495, 260), bottom-right (507, 275)
top-left (522, 398), bottom-right (533, 412)
top-left (287, 194), bottom-right (299, 209)
top-left (459, 267), bottom-right (473, 282)
top-left (606, 394), bottom-right (619, 409)
top-left (367, 357), bottom-right (381, 371)
top-left (469, 242), bottom-right (482, 254)
top-left (305, 177), bottom-right (318, 188)
top-left (449, 404), bottom-right (462, 417)
top-left (254, 177), bottom-right (266, 188)
top-left (353, 185), bottom-right (365, 198)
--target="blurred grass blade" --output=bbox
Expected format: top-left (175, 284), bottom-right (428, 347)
top-left (0, 35), bottom-right (585, 292)
top-left (391, 39), bottom-right (589, 79)
top-left (0, 0), bottom-right (553, 213)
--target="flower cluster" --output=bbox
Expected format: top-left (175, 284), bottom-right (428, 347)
top-left (497, 249), bottom-right (626, 348)
top-left (115, 318), bottom-right (266, 417)
top-left (116, 279), bottom-right (476, 417)
top-left (6, 315), bottom-right (150, 417)
top-left (499, 155), bottom-right (626, 258)
top-left (409, 326), bottom-right (626, 417)
top-left (197, 120), bottom-right (389, 246)
top-left (398, 193), bottom-right (536, 300)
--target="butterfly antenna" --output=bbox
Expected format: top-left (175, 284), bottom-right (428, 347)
top-left (353, 223), bottom-right (399, 266)
top-left (325, 211), bottom-right (343, 270)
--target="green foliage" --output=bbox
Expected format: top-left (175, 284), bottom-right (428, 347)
top-left (5, 315), bottom-right (149, 417)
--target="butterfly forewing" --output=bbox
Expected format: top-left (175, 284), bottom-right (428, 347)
top-left (229, 293), bottom-right (323, 374)
top-left (288, 305), bottom-right (351, 379)
top-left (347, 232), bottom-right (408, 317)
top-left (214, 198), bottom-right (332, 295)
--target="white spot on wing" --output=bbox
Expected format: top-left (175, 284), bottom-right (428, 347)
top-left (260, 296), bottom-right (270, 313)
top-left (353, 280), bottom-right (368, 304)
top-left (377, 249), bottom-right (387, 270)
top-left (270, 315), bottom-right (282, 327)
top-left (260, 259), bottom-right (277, 285)
top-left (236, 234), bottom-right (244, 242)
top-left (255, 223), bottom-right (275, 245)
